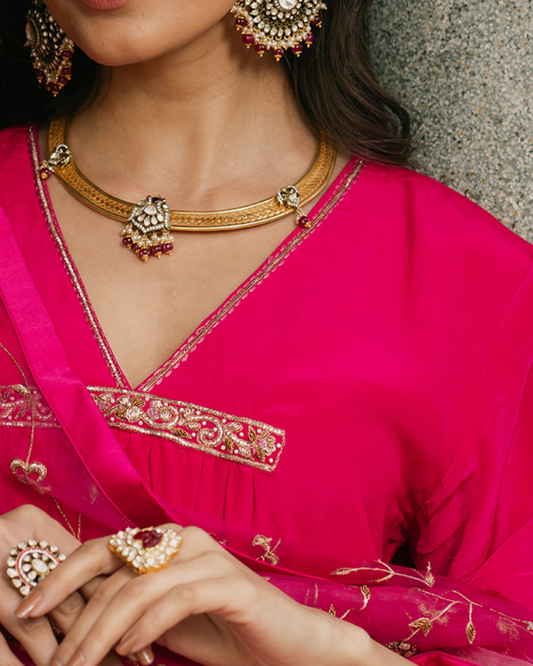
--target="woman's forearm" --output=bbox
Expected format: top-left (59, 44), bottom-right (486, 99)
top-left (333, 619), bottom-right (409, 666)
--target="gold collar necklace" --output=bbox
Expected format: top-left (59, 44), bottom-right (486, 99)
top-left (40, 116), bottom-right (336, 262)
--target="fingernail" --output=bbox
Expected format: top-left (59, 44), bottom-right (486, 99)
top-left (116, 630), bottom-right (139, 655)
top-left (67, 652), bottom-right (85, 666)
top-left (16, 591), bottom-right (43, 618)
top-left (51, 661), bottom-right (63, 666)
top-left (136, 646), bottom-right (154, 665)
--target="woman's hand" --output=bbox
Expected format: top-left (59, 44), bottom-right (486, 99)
top-left (0, 504), bottom-right (120, 666)
top-left (17, 524), bottom-right (377, 666)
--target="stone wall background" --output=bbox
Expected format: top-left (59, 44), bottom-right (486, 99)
top-left (369, 0), bottom-right (532, 241)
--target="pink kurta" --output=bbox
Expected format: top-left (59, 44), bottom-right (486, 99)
top-left (0, 125), bottom-right (532, 664)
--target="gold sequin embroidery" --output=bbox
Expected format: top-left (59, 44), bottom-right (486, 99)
top-left (252, 534), bottom-right (282, 565)
top-left (89, 386), bottom-right (285, 471)
top-left (0, 385), bottom-right (59, 428)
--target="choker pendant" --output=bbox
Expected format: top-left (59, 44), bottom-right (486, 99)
top-left (121, 196), bottom-right (174, 261)
top-left (276, 186), bottom-right (311, 229)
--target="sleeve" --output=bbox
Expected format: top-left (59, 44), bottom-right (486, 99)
top-left (401, 260), bottom-right (533, 663)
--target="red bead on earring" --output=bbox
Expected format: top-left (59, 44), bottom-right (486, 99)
top-left (25, 0), bottom-right (75, 96)
top-left (231, 0), bottom-right (327, 62)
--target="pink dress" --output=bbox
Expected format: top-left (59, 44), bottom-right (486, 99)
top-left (0, 125), bottom-right (532, 664)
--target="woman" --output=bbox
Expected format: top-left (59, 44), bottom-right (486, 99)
top-left (0, 0), bottom-right (532, 665)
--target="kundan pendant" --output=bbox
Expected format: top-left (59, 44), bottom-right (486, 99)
top-left (121, 196), bottom-right (175, 261)
top-left (277, 185), bottom-right (311, 228)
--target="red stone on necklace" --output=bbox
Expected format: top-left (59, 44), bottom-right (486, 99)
top-left (136, 529), bottom-right (162, 549)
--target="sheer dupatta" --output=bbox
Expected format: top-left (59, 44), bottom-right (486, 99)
top-left (1, 201), bottom-right (533, 666)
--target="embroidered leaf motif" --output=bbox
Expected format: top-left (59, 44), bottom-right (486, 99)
top-left (226, 422), bottom-right (242, 433)
top-left (409, 617), bottom-right (434, 636)
top-left (175, 429), bottom-right (189, 438)
top-left (424, 563), bottom-right (435, 588)
top-left (248, 428), bottom-right (257, 443)
top-left (328, 604), bottom-right (336, 616)
top-left (466, 620), bottom-right (476, 644)
top-left (360, 585), bottom-right (371, 609)
top-left (331, 568), bottom-right (356, 576)
top-left (527, 622), bottom-right (533, 632)
top-left (225, 437), bottom-right (235, 454)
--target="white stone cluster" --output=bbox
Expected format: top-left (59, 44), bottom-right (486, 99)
top-left (6, 541), bottom-right (65, 596)
top-left (233, 0), bottom-right (327, 53)
top-left (109, 527), bottom-right (183, 574)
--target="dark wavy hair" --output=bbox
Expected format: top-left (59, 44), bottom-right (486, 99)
top-left (0, 0), bottom-right (412, 165)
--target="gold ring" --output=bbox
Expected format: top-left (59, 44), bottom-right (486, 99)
top-left (6, 540), bottom-right (66, 596)
top-left (109, 527), bottom-right (183, 574)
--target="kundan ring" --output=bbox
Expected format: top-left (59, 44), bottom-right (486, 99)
top-left (6, 540), bottom-right (66, 596)
top-left (108, 526), bottom-right (183, 574)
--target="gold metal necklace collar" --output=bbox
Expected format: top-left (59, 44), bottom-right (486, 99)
top-left (41, 116), bottom-right (336, 261)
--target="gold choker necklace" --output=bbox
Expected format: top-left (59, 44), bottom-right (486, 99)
top-left (41, 116), bottom-right (336, 261)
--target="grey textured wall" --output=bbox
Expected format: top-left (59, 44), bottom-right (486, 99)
top-left (369, 0), bottom-right (533, 241)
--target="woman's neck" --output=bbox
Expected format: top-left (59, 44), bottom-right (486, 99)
top-left (68, 16), bottom-right (317, 210)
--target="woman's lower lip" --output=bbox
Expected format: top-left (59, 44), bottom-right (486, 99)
top-left (79, 0), bottom-right (131, 10)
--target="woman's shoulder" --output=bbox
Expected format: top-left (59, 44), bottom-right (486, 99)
top-left (341, 160), bottom-right (533, 265)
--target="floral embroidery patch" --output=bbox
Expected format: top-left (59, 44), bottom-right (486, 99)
top-left (0, 385), bottom-right (59, 428)
top-left (89, 387), bottom-right (285, 472)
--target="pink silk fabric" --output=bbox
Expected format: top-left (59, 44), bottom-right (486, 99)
top-left (0, 125), bottom-right (532, 665)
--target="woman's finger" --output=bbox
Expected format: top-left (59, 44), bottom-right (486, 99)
top-left (16, 537), bottom-right (123, 619)
top-left (116, 575), bottom-right (251, 656)
top-left (0, 631), bottom-right (26, 666)
top-left (48, 573), bottom-right (113, 637)
top-left (53, 551), bottom-right (236, 666)
top-left (48, 591), bottom-right (87, 636)
top-left (0, 598), bottom-right (59, 666)
top-left (51, 567), bottom-right (135, 666)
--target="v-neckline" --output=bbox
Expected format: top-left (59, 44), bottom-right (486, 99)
top-left (29, 126), bottom-right (364, 393)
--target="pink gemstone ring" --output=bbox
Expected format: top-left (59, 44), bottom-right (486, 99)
top-left (6, 540), bottom-right (66, 596)
top-left (108, 527), bottom-right (183, 575)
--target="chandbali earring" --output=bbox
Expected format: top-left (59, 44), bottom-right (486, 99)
top-left (231, 0), bottom-right (327, 61)
top-left (25, 0), bottom-right (75, 96)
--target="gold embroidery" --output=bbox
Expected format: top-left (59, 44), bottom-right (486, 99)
top-left (405, 589), bottom-right (533, 646)
top-left (0, 385), bottom-right (59, 428)
top-left (89, 386), bottom-right (285, 472)
top-left (331, 560), bottom-right (435, 588)
top-left (466, 602), bottom-right (476, 644)
top-left (9, 459), bottom-right (49, 493)
top-left (409, 615), bottom-right (438, 637)
top-left (0, 349), bottom-right (82, 539)
top-left (330, 560), bottom-right (533, 647)
top-left (252, 535), bottom-right (281, 565)
top-left (30, 128), bottom-right (126, 388)
top-left (0, 351), bottom-right (54, 496)
top-left (138, 159), bottom-right (365, 392)
top-left (328, 604), bottom-right (358, 621)
top-left (360, 585), bottom-right (371, 610)
top-left (314, 583), bottom-right (369, 621)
